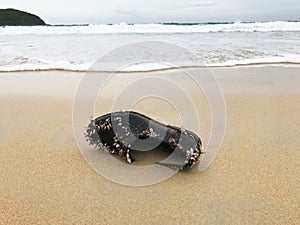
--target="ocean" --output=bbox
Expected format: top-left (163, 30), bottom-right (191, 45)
top-left (1, 21), bottom-right (300, 72)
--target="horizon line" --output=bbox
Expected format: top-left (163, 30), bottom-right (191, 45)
top-left (45, 20), bottom-right (300, 26)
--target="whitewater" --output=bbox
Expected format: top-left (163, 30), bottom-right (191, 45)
top-left (1, 21), bottom-right (300, 72)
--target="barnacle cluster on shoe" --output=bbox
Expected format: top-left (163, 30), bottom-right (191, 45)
top-left (85, 111), bottom-right (204, 171)
top-left (138, 128), bottom-right (160, 139)
top-left (112, 135), bottom-right (133, 163)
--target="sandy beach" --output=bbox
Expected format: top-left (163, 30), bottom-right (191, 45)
top-left (0, 66), bottom-right (299, 224)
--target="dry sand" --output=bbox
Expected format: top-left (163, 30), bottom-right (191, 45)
top-left (0, 66), bottom-right (299, 224)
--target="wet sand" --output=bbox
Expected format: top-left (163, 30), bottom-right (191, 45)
top-left (0, 66), bottom-right (299, 224)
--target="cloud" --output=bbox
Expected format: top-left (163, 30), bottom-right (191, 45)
top-left (190, 0), bottom-right (217, 7)
top-left (160, 0), bottom-right (217, 12)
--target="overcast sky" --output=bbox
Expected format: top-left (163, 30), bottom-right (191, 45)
top-left (1, 0), bottom-right (299, 24)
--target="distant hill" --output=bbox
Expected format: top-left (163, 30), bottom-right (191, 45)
top-left (0, 8), bottom-right (46, 26)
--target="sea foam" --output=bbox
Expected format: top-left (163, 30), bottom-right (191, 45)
top-left (1, 22), bottom-right (300, 72)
